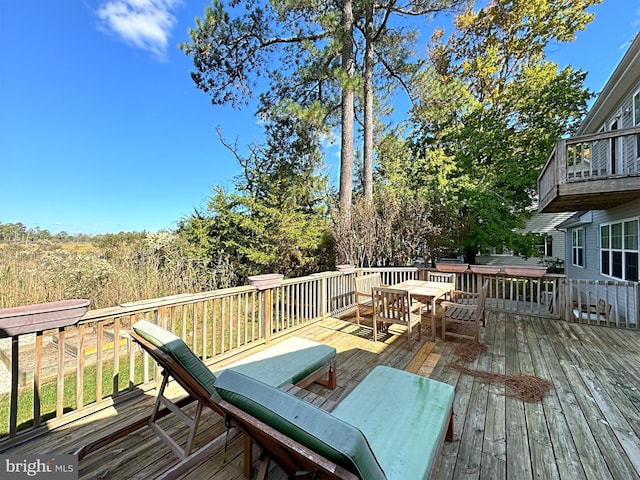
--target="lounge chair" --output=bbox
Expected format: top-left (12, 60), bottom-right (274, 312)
top-left (213, 365), bottom-right (455, 479)
top-left (75, 319), bottom-right (336, 478)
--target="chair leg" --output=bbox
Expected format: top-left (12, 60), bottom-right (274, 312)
top-left (446, 410), bottom-right (454, 442)
top-left (373, 317), bottom-right (377, 342)
top-left (243, 435), bottom-right (253, 478)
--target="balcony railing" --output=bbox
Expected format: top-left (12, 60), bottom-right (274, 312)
top-left (0, 268), bottom-right (637, 448)
top-left (538, 126), bottom-right (640, 212)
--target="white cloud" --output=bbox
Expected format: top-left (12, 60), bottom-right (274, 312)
top-left (97, 0), bottom-right (181, 60)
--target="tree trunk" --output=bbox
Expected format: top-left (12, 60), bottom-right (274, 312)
top-left (339, 0), bottom-right (354, 215)
top-left (362, 3), bottom-right (374, 202)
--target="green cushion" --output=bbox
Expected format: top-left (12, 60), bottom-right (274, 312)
top-left (331, 366), bottom-right (454, 480)
top-left (133, 320), bottom-right (218, 395)
top-left (214, 336), bottom-right (336, 387)
top-left (214, 369), bottom-right (386, 480)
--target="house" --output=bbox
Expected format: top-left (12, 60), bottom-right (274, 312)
top-left (476, 210), bottom-right (575, 271)
top-left (538, 32), bottom-right (640, 324)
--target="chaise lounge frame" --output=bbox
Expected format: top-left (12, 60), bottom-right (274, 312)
top-left (74, 325), bottom-right (336, 479)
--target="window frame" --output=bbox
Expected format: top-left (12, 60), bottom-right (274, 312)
top-left (600, 217), bottom-right (639, 281)
top-left (572, 227), bottom-right (585, 268)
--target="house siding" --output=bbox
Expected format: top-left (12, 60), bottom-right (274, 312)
top-left (565, 204), bottom-right (639, 279)
top-left (564, 200), bottom-right (640, 324)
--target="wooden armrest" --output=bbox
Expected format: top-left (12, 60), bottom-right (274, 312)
top-left (453, 290), bottom-right (479, 298)
top-left (409, 302), bottom-right (424, 313)
top-left (441, 301), bottom-right (475, 311)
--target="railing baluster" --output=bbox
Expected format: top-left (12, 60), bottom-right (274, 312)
top-left (56, 328), bottom-right (65, 418)
top-left (77, 324), bottom-right (85, 408)
top-left (96, 323), bottom-right (103, 402)
top-left (33, 332), bottom-right (42, 428)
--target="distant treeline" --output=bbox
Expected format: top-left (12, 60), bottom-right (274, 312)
top-left (0, 222), bottom-right (147, 244)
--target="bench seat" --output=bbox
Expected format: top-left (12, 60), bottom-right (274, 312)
top-left (134, 320), bottom-right (337, 390)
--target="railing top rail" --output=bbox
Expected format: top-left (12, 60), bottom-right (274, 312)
top-left (565, 125), bottom-right (640, 145)
top-left (282, 272), bottom-right (343, 285)
top-left (360, 266), bottom-right (421, 272)
top-left (79, 285), bottom-right (257, 323)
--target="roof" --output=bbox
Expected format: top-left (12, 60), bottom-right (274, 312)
top-left (576, 32), bottom-right (640, 135)
top-left (515, 211), bottom-right (577, 234)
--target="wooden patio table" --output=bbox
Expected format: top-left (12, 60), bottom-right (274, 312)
top-left (391, 279), bottom-right (455, 340)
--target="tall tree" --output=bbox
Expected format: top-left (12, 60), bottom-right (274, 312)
top-left (181, 0), bottom-right (467, 214)
top-left (177, 108), bottom-right (332, 281)
top-left (180, 0), bottom-right (356, 212)
top-left (356, 0), bottom-right (469, 202)
top-left (413, 0), bottom-right (597, 261)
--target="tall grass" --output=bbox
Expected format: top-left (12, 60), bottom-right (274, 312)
top-left (0, 233), bottom-right (222, 309)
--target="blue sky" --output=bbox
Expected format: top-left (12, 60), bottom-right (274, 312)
top-left (0, 0), bottom-right (639, 236)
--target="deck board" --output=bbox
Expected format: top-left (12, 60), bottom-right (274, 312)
top-left (4, 312), bottom-right (640, 479)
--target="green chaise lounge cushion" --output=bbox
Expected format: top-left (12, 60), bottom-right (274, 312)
top-left (214, 369), bottom-right (386, 480)
top-left (213, 336), bottom-right (336, 387)
top-left (132, 320), bottom-right (337, 393)
top-left (133, 319), bottom-right (218, 395)
top-left (331, 365), bottom-right (455, 480)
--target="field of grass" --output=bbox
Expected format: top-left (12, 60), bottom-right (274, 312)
top-left (0, 235), bottom-right (212, 309)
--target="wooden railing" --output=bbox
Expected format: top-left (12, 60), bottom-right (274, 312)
top-left (0, 267), bottom-right (637, 447)
top-left (538, 126), bottom-right (640, 206)
top-left (0, 271), bottom-right (351, 447)
top-left (565, 278), bottom-right (640, 329)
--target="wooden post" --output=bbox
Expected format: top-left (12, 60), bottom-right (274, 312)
top-left (9, 336), bottom-right (18, 436)
top-left (264, 289), bottom-right (272, 344)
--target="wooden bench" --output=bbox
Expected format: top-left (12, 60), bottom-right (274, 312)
top-left (441, 280), bottom-right (489, 341)
top-left (354, 272), bottom-right (385, 324)
top-left (213, 365), bottom-right (455, 480)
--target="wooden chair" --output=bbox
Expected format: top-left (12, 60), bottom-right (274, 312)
top-left (354, 272), bottom-right (384, 324)
top-left (427, 271), bottom-right (456, 284)
top-left (441, 280), bottom-right (489, 341)
top-left (371, 287), bottom-right (423, 347)
top-left (426, 271), bottom-right (456, 305)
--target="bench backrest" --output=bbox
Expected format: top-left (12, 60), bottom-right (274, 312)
top-left (354, 273), bottom-right (383, 303)
top-left (132, 319), bottom-right (218, 397)
top-left (473, 280), bottom-right (489, 321)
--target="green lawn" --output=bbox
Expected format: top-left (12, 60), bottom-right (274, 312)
top-left (0, 355), bottom-right (151, 436)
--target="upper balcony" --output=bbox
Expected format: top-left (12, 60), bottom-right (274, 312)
top-left (538, 126), bottom-right (640, 213)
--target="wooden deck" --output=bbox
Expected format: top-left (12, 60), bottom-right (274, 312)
top-left (5, 311), bottom-right (640, 479)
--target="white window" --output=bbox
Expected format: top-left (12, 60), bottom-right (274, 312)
top-left (572, 228), bottom-right (584, 267)
top-left (600, 218), bottom-right (639, 281)
top-left (538, 235), bottom-right (553, 257)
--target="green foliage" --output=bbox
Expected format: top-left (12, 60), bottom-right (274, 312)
top-left (178, 110), bottom-right (333, 282)
top-left (409, 0), bottom-right (597, 261)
